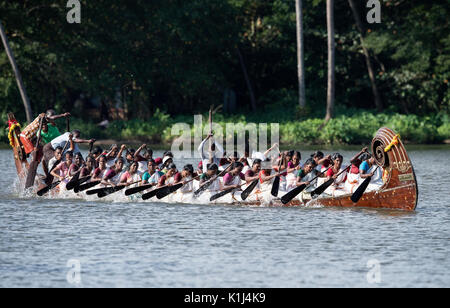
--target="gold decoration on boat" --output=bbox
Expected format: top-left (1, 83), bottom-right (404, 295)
top-left (384, 134), bottom-right (400, 152)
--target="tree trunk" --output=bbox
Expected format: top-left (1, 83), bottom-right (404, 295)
top-left (348, 0), bottom-right (382, 112)
top-left (0, 20), bottom-right (33, 123)
top-left (296, 0), bottom-right (306, 108)
top-left (237, 47), bottom-right (257, 111)
top-left (325, 0), bottom-right (335, 121)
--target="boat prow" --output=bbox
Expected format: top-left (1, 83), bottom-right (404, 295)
top-left (280, 127), bottom-right (418, 211)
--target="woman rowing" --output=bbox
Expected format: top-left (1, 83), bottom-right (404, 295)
top-left (323, 153), bottom-right (348, 197)
top-left (119, 161), bottom-right (141, 187)
top-left (171, 164), bottom-right (195, 202)
top-left (358, 152), bottom-right (383, 192)
top-left (285, 151), bottom-right (302, 192)
top-left (101, 157), bottom-right (125, 187)
top-left (80, 155), bottom-right (96, 178)
top-left (294, 158), bottom-right (318, 202)
top-left (157, 163), bottom-right (180, 187)
top-left (91, 155), bottom-right (108, 181)
top-left (219, 162), bottom-right (245, 201)
top-left (50, 151), bottom-right (74, 188)
top-left (141, 159), bottom-right (163, 186)
top-left (198, 164), bottom-right (221, 199)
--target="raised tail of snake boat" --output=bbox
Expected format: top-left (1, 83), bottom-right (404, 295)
top-left (263, 127), bottom-right (418, 211)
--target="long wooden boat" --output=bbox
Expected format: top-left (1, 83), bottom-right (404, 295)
top-left (10, 117), bottom-right (418, 211)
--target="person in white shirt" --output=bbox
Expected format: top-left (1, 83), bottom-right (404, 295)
top-left (198, 133), bottom-right (224, 173)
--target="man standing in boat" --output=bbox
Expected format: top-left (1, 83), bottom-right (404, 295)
top-left (198, 133), bottom-right (224, 173)
top-left (42, 129), bottom-right (95, 178)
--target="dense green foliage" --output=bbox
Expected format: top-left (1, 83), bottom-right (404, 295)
top-left (0, 1), bottom-right (448, 146)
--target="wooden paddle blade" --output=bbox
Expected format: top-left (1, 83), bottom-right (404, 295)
top-left (77, 180), bottom-right (101, 192)
top-left (351, 176), bottom-right (372, 203)
top-left (71, 176), bottom-right (91, 192)
top-left (271, 176), bottom-right (280, 197)
top-left (193, 180), bottom-right (213, 197)
top-left (125, 183), bottom-right (153, 196)
top-left (65, 173), bottom-right (81, 190)
top-left (281, 184), bottom-right (306, 204)
top-left (241, 179), bottom-right (259, 201)
top-left (142, 188), bottom-right (158, 200)
top-left (25, 161), bottom-right (39, 189)
top-left (37, 181), bottom-right (60, 196)
top-left (97, 185), bottom-right (126, 198)
top-left (210, 188), bottom-right (235, 202)
top-left (311, 178), bottom-right (334, 197)
top-left (156, 183), bottom-right (183, 199)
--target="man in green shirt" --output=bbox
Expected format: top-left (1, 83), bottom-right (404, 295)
top-left (38, 110), bottom-right (70, 144)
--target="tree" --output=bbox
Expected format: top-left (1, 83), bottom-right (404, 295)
top-left (347, 0), bottom-right (382, 112)
top-left (325, 0), bottom-right (335, 121)
top-left (295, 0), bottom-right (306, 108)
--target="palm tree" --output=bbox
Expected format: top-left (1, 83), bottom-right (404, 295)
top-left (325, 0), bottom-right (335, 121)
top-left (296, 0), bottom-right (306, 108)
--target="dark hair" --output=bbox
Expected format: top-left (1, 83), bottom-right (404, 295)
top-left (147, 149), bottom-right (153, 156)
top-left (331, 153), bottom-right (343, 161)
top-left (252, 159), bottom-right (262, 167)
top-left (293, 151), bottom-right (301, 160)
top-left (71, 129), bottom-right (81, 137)
top-left (93, 146), bottom-right (103, 155)
top-left (304, 158), bottom-right (317, 167)
top-left (232, 162), bottom-right (244, 169)
top-left (183, 164), bottom-right (194, 174)
top-left (98, 155), bottom-right (107, 162)
top-left (311, 151), bottom-right (324, 159)
top-left (75, 153), bottom-right (83, 160)
top-left (46, 109), bottom-right (56, 117)
top-left (127, 148), bottom-right (136, 154)
top-left (54, 146), bottom-right (63, 151)
top-left (359, 153), bottom-right (372, 161)
top-left (65, 151), bottom-right (74, 157)
top-left (207, 163), bottom-right (218, 171)
top-left (115, 157), bottom-right (125, 164)
top-left (147, 159), bottom-right (156, 165)
top-left (168, 163), bottom-right (177, 170)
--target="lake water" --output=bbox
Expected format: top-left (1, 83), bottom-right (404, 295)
top-left (0, 147), bottom-right (449, 288)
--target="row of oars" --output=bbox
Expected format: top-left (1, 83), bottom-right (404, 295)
top-left (37, 147), bottom-right (376, 204)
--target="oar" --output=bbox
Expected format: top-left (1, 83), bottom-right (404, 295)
top-left (37, 180), bottom-right (61, 196)
top-left (311, 165), bottom-right (351, 197)
top-left (37, 174), bottom-right (71, 196)
top-left (155, 176), bottom-right (200, 199)
top-left (271, 154), bottom-right (284, 197)
top-left (210, 187), bottom-right (238, 201)
top-left (125, 183), bottom-right (155, 196)
top-left (350, 166), bottom-right (380, 203)
top-left (96, 180), bottom-right (141, 198)
top-left (25, 116), bottom-right (44, 188)
top-left (241, 179), bottom-right (259, 201)
top-left (75, 180), bottom-right (101, 193)
top-left (141, 182), bottom-right (175, 200)
top-left (65, 168), bottom-right (81, 190)
top-left (281, 166), bottom-right (332, 204)
top-left (66, 175), bottom-right (91, 191)
top-left (193, 163), bottom-right (233, 197)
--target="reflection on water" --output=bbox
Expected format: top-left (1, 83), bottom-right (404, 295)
top-left (0, 148), bottom-right (449, 287)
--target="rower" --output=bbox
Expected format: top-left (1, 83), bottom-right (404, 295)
top-left (119, 161), bottom-right (141, 186)
top-left (80, 155), bottom-right (96, 178)
top-left (294, 158), bottom-right (318, 201)
top-left (92, 146), bottom-right (104, 160)
top-left (101, 157), bottom-right (125, 187)
top-left (177, 164), bottom-right (195, 194)
top-left (91, 155), bottom-right (108, 181)
top-left (198, 133), bottom-right (224, 173)
top-left (197, 163), bottom-right (221, 196)
top-left (43, 133), bottom-right (75, 179)
top-left (359, 153), bottom-right (383, 191)
top-left (244, 159), bottom-right (261, 184)
top-left (102, 144), bottom-right (120, 168)
top-left (311, 151), bottom-right (332, 172)
top-left (141, 159), bottom-right (163, 185)
top-left (50, 151), bottom-right (74, 184)
top-left (157, 163), bottom-right (180, 187)
top-left (221, 162), bottom-right (245, 194)
top-left (324, 153), bottom-right (348, 197)
top-left (69, 153), bottom-right (84, 177)
top-left (48, 146), bottom-right (64, 173)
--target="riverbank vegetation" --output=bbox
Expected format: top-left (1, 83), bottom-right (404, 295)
top-left (0, 1), bottom-right (448, 145)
